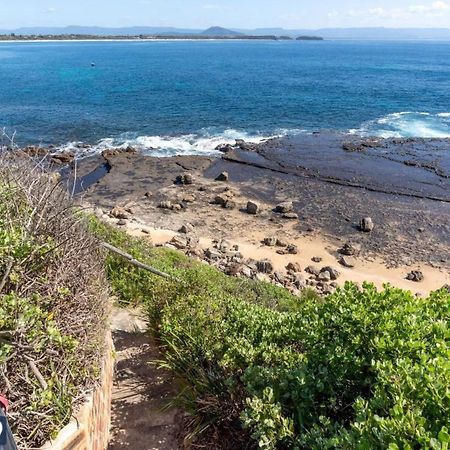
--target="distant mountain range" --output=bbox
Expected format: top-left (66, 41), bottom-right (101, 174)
top-left (1, 26), bottom-right (450, 40)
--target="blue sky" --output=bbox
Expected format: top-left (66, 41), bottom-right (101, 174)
top-left (1, 0), bottom-right (450, 29)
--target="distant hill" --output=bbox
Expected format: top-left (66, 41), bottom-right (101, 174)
top-left (201, 26), bottom-right (244, 37)
top-left (1, 26), bottom-right (450, 40)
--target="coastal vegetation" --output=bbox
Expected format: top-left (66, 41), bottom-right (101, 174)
top-left (0, 160), bottom-right (109, 448)
top-left (90, 216), bottom-right (450, 450)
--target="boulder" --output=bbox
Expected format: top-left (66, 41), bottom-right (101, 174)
top-left (275, 201), bottom-right (294, 213)
top-left (179, 223), bottom-right (195, 234)
top-left (246, 201), bottom-right (259, 215)
top-left (317, 271), bottom-right (331, 282)
top-left (256, 259), bottom-right (274, 274)
top-left (406, 270), bottom-right (424, 282)
top-left (110, 206), bottom-right (130, 220)
top-left (224, 200), bottom-right (236, 209)
top-left (175, 173), bottom-right (194, 185)
top-left (263, 237), bottom-right (277, 247)
top-left (214, 192), bottom-right (234, 207)
top-left (305, 265), bottom-right (320, 276)
top-left (339, 256), bottom-right (356, 268)
top-left (339, 242), bottom-right (359, 256)
top-left (215, 143), bottom-right (234, 153)
top-left (286, 262), bottom-right (302, 273)
top-left (282, 213), bottom-right (298, 220)
top-left (360, 217), bottom-right (374, 232)
top-left (158, 201), bottom-right (172, 210)
top-left (170, 235), bottom-right (189, 250)
top-left (286, 244), bottom-right (298, 255)
top-left (320, 266), bottom-right (340, 280)
top-left (215, 171), bottom-right (229, 182)
top-left (276, 239), bottom-right (288, 247)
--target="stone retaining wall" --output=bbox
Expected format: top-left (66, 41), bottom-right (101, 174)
top-left (41, 332), bottom-right (114, 450)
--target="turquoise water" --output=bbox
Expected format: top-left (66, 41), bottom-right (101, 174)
top-left (0, 40), bottom-right (450, 155)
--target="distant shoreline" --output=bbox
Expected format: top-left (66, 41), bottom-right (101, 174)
top-left (0, 34), bottom-right (324, 42)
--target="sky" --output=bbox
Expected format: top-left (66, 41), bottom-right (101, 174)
top-left (1, 0), bottom-right (450, 29)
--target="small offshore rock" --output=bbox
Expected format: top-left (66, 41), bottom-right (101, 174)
top-left (275, 201), bottom-right (294, 214)
top-left (360, 217), bottom-right (374, 232)
top-left (339, 256), bottom-right (356, 268)
top-left (216, 143), bottom-right (234, 153)
top-left (406, 270), bottom-right (424, 282)
top-left (215, 171), bottom-right (229, 182)
top-left (246, 201), bottom-right (259, 215)
top-left (256, 259), bottom-right (274, 274)
top-left (263, 237), bottom-right (277, 247)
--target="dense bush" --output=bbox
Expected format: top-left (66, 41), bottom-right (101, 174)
top-left (92, 219), bottom-right (450, 449)
top-left (0, 160), bottom-right (109, 448)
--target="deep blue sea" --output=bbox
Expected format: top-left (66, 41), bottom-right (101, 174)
top-left (1, 39), bottom-right (450, 156)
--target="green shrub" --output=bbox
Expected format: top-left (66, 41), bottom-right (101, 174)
top-left (92, 220), bottom-right (450, 449)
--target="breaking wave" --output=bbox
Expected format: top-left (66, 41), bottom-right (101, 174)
top-left (351, 112), bottom-right (450, 138)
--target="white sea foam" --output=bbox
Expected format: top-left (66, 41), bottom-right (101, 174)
top-left (56, 128), bottom-right (305, 158)
top-left (354, 112), bottom-right (450, 138)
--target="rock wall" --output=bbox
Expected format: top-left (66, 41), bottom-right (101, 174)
top-left (41, 332), bottom-right (114, 450)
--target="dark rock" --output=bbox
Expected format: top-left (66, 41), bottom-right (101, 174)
top-left (305, 265), bottom-right (320, 276)
top-left (286, 262), bottom-right (302, 273)
top-left (117, 219), bottom-right (127, 226)
top-left (312, 256), bottom-right (322, 263)
top-left (276, 239), bottom-right (288, 247)
top-left (257, 259), bottom-right (274, 274)
top-left (275, 201), bottom-right (294, 213)
top-left (110, 206), bottom-right (130, 219)
top-left (339, 256), bottom-right (356, 268)
top-left (339, 242), bottom-right (359, 256)
top-left (406, 270), bottom-right (424, 282)
top-left (144, 191), bottom-right (153, 198)
top-left (286, 244), bottom-right (298, 255)
top-left (224, 200), bottom-right (236, 209)
top-left (215, 143), bottom-right (234, 153)
top-left (317, 271), bottom-right (331, 282)
top-left (179, 223), bottom-right (195, 234)
top-left (246, 201), bottom-right (259, 215)
top-left (215, 171), bottom-right (229, 182)
top-left (321, 266), bottom-right (340, 280)
top-left (175, 173), bottom-right (194, 185)
top-left (263, 237), bottom-right (277, 247)
top-left (158, 201), bottom-right (172, 210)
top-left (360, 217), bottom-right (374, 232)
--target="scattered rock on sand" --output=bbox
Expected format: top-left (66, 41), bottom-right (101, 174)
top-left (312, 256), bottom-right (323, 263)
top-left (257, 259), bottom-right (274, 274)
top-left (175, 173), bottom-right (194, 185)
top-left (339, 242), bottom-right (360, 256)
top-left (305, 265), bottom-right (320, 276)
top-left (275, 201), bottom-right (294, 213)
top-left (110, 206), bottom-right (130, 220)
top-left (182, 194), bottom-right (196, 203)
top-left (170, 235), bottom-right (189, 250)
top-left (246, 201), bottom-right (259, 215)
top-left (339, 255), bottom-right (356, 268)
top-left (321, 266), bottom-right (340, 280)
top-left (406, 270), bottom-right (424, 282)
top-left (117, 219), bottom-right (127, 226)
top-left (360, 217), bottom-right (374, 232)
top-left (317, 271), bottom-right (332, 282)
top-left (263, 237), bottom-right (277, 247)
top-left (144, 191), bottom-right (153, 198)
top-left (215, 171), bottom-right (229, 182)
top-left (286, 244), bottom-right (298, 255)
top-left (179, 223), bottom-right (195, 234)
top-left (286, 262), bottom-right (302, 273)
top-left (214, 192), bottom-right (234, 207)
top-left (158, 201), bottom-right (172, 210)
top-left (282, 212), bottom-right (298, 220)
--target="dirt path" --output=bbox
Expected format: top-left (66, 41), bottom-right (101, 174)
top-left (108, 308), bottom-right (182, 450)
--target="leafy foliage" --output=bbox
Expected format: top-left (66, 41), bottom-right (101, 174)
top-left (93, 219), bottom-right (450, 449)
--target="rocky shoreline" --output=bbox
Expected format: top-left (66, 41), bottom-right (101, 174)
top-left (9, 133), bottom-right (450, 295)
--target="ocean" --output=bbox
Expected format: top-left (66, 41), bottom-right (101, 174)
top-left (0, 39), bottom-right (450, 156)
